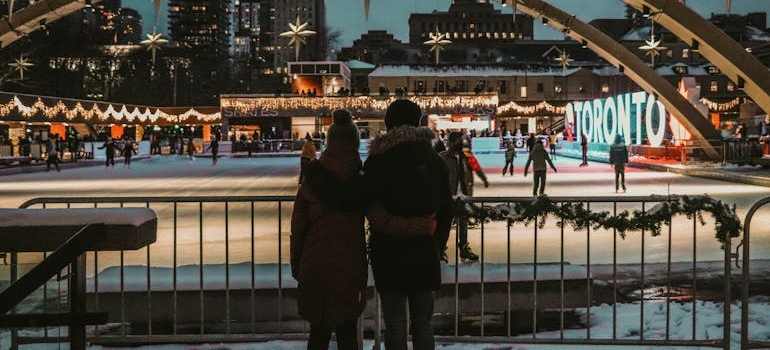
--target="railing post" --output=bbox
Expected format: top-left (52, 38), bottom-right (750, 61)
top-left (722, 233), bottom-right (731, 350)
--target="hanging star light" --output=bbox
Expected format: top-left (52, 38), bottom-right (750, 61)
top-left (141, 29), bottom-right (168, 65)
top-left (726, 0), bottom-right (731, 15)
top-left (423, 30), bottom-right (452, 64)
top-left (280, 16), bottom-right (317, 61)
top-left (364, 0), bottom-right (370, 20)
top-left (639, 34), bottom-right (667, 67)
top-left (554, 51), bottom-right (573, 72)
top-left (9, 55), bottom-right (34, 80)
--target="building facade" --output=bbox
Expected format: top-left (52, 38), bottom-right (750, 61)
top-left (168, 0), bottom-right (231, 58)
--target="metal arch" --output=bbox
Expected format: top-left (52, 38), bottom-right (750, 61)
top-left (505, 0), bottom-right (722, 159)
top-left (624, 0), bottom-right (770, 121)
top-left (0, 0), bottom-right (102, 49)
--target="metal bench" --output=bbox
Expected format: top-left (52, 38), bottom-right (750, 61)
top-left (0, 208), bottom-right (157, 350)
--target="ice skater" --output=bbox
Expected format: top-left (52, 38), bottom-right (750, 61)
top-left (524, 142), bottom-right (557, 197)
top-left (609, 134), bottom-right (629, 192)
top-left (205, 136), bottom-right (219, 165)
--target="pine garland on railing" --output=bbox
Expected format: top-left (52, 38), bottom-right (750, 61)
top-left (458, 195), bottom-right (741, 249)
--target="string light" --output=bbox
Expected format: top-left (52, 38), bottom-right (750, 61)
top-left (699, 97), bottom-right (741, 112)
top-left (0, 94), bottom-right (220, 124)
top-left (496, 100), bottom-right (566, 116)
top-left (220, 95), bottom-right (500, 115)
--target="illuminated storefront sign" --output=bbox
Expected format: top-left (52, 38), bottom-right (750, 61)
top-left (565, 91), bottom-right (673, 147)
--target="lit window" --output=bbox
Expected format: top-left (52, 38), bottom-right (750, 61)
top-left (601, 84), bottom-right (609, 93)
top-left (682, 48), bottom-right (689, 59)
top-left (727, 82), bottom-right (735, 91)
top-left (710, 81), bottom-right (718, 92)
top-left (520, 86), bottom-right (527, 98)
top-left (554, 85), bottom-right (562, 93)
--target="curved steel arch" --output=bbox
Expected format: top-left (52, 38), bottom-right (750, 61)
top-left (624, 0), bottom-right (770, 117)
top-left (507, 0), bottom-right (721, 158)
top-left (0, 0), bottom-right (101, 48)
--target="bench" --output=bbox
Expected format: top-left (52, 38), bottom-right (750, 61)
top-left (0, 208), bottom-right (157, 350)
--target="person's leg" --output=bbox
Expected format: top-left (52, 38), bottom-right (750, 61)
top-left (307, 322), bottom-right (333, 350)
top-left (334, 318), bottom-right (359, 350)
top-left (532, 175), bottom-right (538, 196)
top-left (538, 171), bottom-right (547, 195)
top-left (379, 293), bottom-right (408, 350)
top-left (620, 166), bottom-right (626, 191)
top-left (408, 291), bottom-right (435, 350)
top-left (615, 167), bottom-right (620, 191)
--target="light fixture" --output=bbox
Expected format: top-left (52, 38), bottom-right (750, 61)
top-left (618, 64), bottom-right (624, 73)
top-left (642, 6), bottom-right (651, 18)
top-left (737, 77), bottom-right (745, 90)
top-left (39, 19), bottom-right (47, 31)
top-left (562, 28), bottom-right (570, 35)
top-left (542, 18), bottom-right (548, 26)
top-left (84, 0), bottom-right (92, 7)
top-left (581, 39), bottom-right (588, 48)
top-left (691, 39), bottom-right (699, 52)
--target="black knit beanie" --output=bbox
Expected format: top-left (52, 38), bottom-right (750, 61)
top-left (326, 109), bottom-right (360, 149)
top-left (384, 99), bottom-right (422, 129)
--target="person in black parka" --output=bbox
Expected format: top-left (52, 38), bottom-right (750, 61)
top-left (363, 99), bottom-right (453, 350)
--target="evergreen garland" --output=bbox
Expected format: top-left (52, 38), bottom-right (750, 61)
top-left (458, 195), bottom-right (741, 249)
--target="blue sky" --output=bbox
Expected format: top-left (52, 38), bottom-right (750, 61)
top-left (127, 0), bottom-right (770, 47)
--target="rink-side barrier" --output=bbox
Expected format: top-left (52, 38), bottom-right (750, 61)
top-left (5, 195), bottom-right (743, 349)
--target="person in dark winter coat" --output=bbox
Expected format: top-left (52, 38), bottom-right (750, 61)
top-left (609, 134), bottom-right (629, 192)
top-left (291, 109), bottom-right (367, 350)
top-left (98, 136), bottom-right (116, 167)
top-left (524, 142), bottom-right (557, 197)
top-left (580, 132), bottom-right (589, 166)
top-left (363, 99), bottom-right (453, 350)
top-left (205, 136), bottom-right (219, 165)
top-left (440, 132), bottom-right (487, 262)
top-left (503, 144), bottom-right (516, 176)
top-left (292, 109), bottom-right (434, 350)
top-left (121, 137), bottom-right (137, 168)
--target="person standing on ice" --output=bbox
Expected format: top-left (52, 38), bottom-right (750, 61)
top-left (524, 142), bottom-right (557, 197)
top-left (121, 136), bottom-right (137, 168)
top-left (98, 136), bottom-right (116, 167)
top-left (186, 138), bottom-right (195, 161)
top-left (205, 135), bottom-right (219, 166)
top-left (363, 99), bottom-right (453, 350)
top-left (609, 134), bottom-right (629, 192)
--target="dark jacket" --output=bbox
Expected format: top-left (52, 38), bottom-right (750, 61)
top-left (290, 146), bottom-right (368, 326)
top-left (609, 142), bottom-right (629, 166)
top-left (363, 126), bottom-right (452, 294)
top-left (524, 143), bottom-right (556, 172)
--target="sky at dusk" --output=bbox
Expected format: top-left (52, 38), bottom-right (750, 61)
top-left (126, 0), bottom-right (770, 48)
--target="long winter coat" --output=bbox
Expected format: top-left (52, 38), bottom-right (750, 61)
top-left (290, 145), bottom-right (368, 326)
top-left (363, 126), bottom-right (453, 294)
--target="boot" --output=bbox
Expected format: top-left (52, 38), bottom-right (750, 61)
top-left (459, 244), bottom-right (479, 262)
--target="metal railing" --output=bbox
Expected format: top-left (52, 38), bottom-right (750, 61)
top-left (741, 196), bottom-right (770, 350)
top-left (5, 195), bottom-right (735, 349)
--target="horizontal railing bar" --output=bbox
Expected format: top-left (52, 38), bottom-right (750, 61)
top-left (20, 194), bottom-right (677, 209)
top-left (434, 336), bottom-right (725, 347)
top-left (19, 196), bottom-right (297, 208)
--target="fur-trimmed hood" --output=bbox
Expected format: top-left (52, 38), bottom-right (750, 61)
top-left (369, 126), bottom-right (436, 156)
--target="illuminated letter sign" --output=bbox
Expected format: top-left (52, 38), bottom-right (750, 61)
top-left (565, 91), bottom-right (673, 146)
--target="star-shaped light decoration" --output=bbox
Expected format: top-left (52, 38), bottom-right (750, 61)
top-left (9, 55), bottom-right (34, 80)
top-left (141, 29), bottom-right (168, 66)
top-left (279, 16), bottom-right (317, 61)
top-left (364, 0), bottom-right (370, 20)
top-left (639, 34), bottom-right (667, 67)
top-left (554, 51), bottom-right (574, 72)
top-left (726, 0), bottom-right (731, 15)
top-left (423, 30), bottom-right (452, 64)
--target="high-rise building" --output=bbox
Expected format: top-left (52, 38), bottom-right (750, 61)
top-left (232, 0), bottom-right (276, 71)
top-left (272, 0), bottom-right (326, 73)
top-left (168, 0), bottom-right (231, 58)
top-left (119, 8), bottom-right (142, 44)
